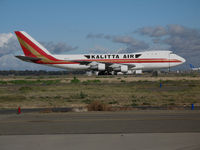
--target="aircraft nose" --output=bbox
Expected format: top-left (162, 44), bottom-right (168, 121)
top-left (180, 56), bottom-right (186, 64)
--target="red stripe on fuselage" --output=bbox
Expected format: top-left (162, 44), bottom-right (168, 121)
top-left (39, 58), bottom-right (181, 64)
top-left (75, 58), bottom-right (181, 62)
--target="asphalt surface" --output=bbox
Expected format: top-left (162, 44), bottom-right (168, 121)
top-left (1, 133), bottom-right (200, 150)
top-left (0, 110), bottom-right (200, 135)
top-left (1, 110), bottom-right (200, 150)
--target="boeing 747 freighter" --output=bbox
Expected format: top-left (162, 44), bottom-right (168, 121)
top-left (15, 31), bottom-right (185, 75)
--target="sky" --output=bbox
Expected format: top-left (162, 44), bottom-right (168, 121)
top-left (0, 0), bottom-right (200, 70)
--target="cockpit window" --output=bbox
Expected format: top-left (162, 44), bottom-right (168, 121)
top-left (135, 54), bottom-right (141, 58)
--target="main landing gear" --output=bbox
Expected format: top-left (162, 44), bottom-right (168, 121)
top-left (98, 71), bottom-right (113, 75)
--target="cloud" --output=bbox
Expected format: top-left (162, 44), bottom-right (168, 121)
top-left (0, 33), bottom-right (19, 57)
top-left (136, 24), bottom-right (200, 53)
top-left (87, 33), bottom-right (104, 39)
top-left (164, 25), bottom-right (200, 53)
top-left (136, 26), bottom-right (167, 37)
top-left (0, 33), bottom-right (15, 47)
top-left (112, 36), bottom-right (149, 52)
top-left (41, 42), bottom-right (78, 54)
top-left (87, 45), bottom-right (110, 54)
top-left (86, 33), bottom-right (111, 39)
top-left (136, 24), bottom-right (200, 68)
top-left (86, 33), bottom-right (149, 52)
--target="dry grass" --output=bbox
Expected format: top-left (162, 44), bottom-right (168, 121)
top-left (87, 100), bottom-right (111, 111)
top-left (0, 75), bottom-right (200, 108)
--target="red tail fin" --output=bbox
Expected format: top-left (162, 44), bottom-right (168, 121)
top-left (15, 31), bottom-right (58, 62)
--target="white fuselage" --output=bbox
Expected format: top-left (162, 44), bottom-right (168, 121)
top-left (50, 50), bottom-right (185, 71)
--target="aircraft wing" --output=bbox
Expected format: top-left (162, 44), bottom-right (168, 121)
top-left (69, 60), bottom-right (136, 68)
top-left (69, 60), bottom-right (113, 65)
top-left (15, 55), bottom-right (42, 62)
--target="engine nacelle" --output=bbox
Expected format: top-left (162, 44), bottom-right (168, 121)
top-left (120, 65), bottom-right (128, 72)
top-left (98, 63), bottom-right (106, 71)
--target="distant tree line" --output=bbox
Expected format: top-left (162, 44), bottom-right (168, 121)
top-left (0, 70), bottom-right (86, 76)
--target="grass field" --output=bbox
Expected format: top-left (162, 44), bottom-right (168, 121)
top-left (0, 75), bottom-right (200, 108)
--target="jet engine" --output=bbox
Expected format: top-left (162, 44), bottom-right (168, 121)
top-left (113, 65), bottom-right (128, 73)
top-left (120, 65), bottom-right (128, 72)
top-left (97, 63), bottom-right (106, 71)
top-left (89, 62), bottom-right (106, 71)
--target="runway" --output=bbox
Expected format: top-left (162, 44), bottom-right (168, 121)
top-left (0, 110), bottom-right (200, 135)
top-left (1, 133), bottom-right (200, 150)
top-left (1, 110), bottom-right (200, 150)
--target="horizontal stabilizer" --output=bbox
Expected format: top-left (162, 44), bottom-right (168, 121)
top-left (15, 55), bottom-right (41, 62)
